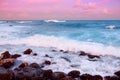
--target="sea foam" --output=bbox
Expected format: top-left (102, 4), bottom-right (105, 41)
top-left (1, 34), bottom-right (120, 57)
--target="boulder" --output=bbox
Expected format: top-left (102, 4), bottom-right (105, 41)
top-left (68, 70), bottom-right (80, 78)
top-left (29, 63), bottom-right (40, 68)
top-left (93, 75), bottom-right (103, 80)
top-left (52, 72), bottom-right (66, 80)
top-left (11, 54), bottom-right (21, 59)
top-left (0, 67), bottom-right (14, 80)
top-left (42, 69), bottom-right (53, 79)
top-left (80, 74), bottom-right (93, 80)
top-left (23, 49), bottom-right (32, 55)
top-left (114, 70), bottom-right (120, 78)
top-left (79, 51), bottom-right (87, 56)
top-left (19, 62), bottom-right (29, 68)
top-left (88, 54), bottom-right (100, 59)
top-left (0, 58), bottom-right (15, 68)
top-left (33, 53), bottom-right (37, 56)
top-left (60, 77), bottom-right (75, 80)
top-left (44, 60), bottom-right (51, 65)
top-left (1, 51), bottom-right (11, 59)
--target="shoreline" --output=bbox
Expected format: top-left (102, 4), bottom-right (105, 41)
top-left (0, 48), bottom-right (120, 80)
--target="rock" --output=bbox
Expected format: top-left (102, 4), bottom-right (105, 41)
top-left (32, 76), bottom-right (44, 80)
top-left (33, 53), bottom-right (37, 56)
top-left (68, 70), bottom-right (80, 78)
top-left (0, 58), bottom-right (15, 69)
top-left (52, 72), bottom-right (66, 80)
top-left (29, 63), bottom-right (40, 68)
top-left (42, 69), bottom-right (53, 79)
top-left (52, 50), bottom-right (57, 52)
top-left (60, 50), bottom-right (64, 52)
top-left (104, 76), bottom-right (120, 80)
top-left (88, 54), bottom-right (100, 59)
top-left (44, 60), bottom-right (51, 65)
top-left (1, 51), bottom-right (11, 59)
top-left (114, 70), bottom-right (120, 78)
top-left (80, 74), bottom-right (93, 80)
top-left (11, 54), bottom-right (21, 59)
top-left (23, 48), bottom-right (32, 55)
top-left (63, 51), bottom-right (69, 53)
top-left (79, 51), bottom-right (87, 56)
top-left (19, 62), bottom-right (29, 68)
top-left (60, 77), bottom-right (76, 80)
top-left (0, 67), bottom-right (14, 80)
top-left (93, 75), bottom-right (103, 80)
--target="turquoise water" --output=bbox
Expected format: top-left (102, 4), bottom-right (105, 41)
top-left (0, 20), bottom-right (120, 56)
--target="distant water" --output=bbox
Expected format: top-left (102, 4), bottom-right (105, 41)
top-left (0, 20), bottom-right (120, 56)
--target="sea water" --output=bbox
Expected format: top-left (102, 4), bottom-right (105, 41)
top-left (0, 20), bottom-right (120, 76)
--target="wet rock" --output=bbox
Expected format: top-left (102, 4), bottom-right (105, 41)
top-left (1, 51), bottom-right (11, 59)
top-left (0, 67), bottom-right (14, 80)
top-left (60, 50), bottom-right (64, 52)
top-left (80, 74), bottom-right (93, 80)
top-left (79, 51), bottom-right (87, 56)
top-left (33, 53), bottom-right (37, 56)
top-left (52, 72), bottom-right (66, 80)
top-left (104, 76), bottom-right (120, 80)
top-left (44, 60), bottom-right (51, 65)
top-left (45, 54), bottom-right (52, 58)
top-left (32, 76), bottom-right (44, 80)
top-left (52, 50), bottom-right (57, 52)
top-left (88, 54), bottom-right (100, 59)
top-left (29, 63), bottom-right (40, 68)
top-left (114, 70), bottom-right (120, 78)
top-left (23, 48), bottom-right (32, 55)
top-left (63, 51), bottom-right (69, 53)
top-left (68, 70), bottom-right (80, 78)
top-left (93, 75), bottom-right (103, 80)
top-left (42, 69), bottom-right (53, 79)
top-left (60, 77), bottom-right (76, 80)
top-left (19, 62), bottom-right (29, 68)
top-left (11, 54), bottom-right (21, 59)
top-left (0, 58), bottom-right (15, 68)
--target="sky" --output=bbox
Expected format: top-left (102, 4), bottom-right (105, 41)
top-left (0, 0), bottom-right (120, 20)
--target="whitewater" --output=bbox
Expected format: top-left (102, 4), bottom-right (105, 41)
top-left (0, 20), bottom-right (120, 76)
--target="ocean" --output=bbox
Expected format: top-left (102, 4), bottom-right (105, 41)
top-left (0, 20), bottom-right (120, 76)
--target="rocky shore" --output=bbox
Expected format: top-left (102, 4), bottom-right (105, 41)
top-left (0, 49), bottom-right (120, 80)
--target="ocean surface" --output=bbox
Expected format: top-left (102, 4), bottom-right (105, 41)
top-left (0, 20), bottom-right (120, 56)
top-left (0, 20), bottom-right (120, 76)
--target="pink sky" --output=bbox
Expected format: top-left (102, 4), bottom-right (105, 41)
top-left (0, 0), bottom-right (120, 20)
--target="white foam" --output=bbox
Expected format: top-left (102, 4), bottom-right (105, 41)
top-left (44, 20), bottom-right (66, 23)
top-left (1, 34), bottom-right (120, 57)
top-left (106, 25), bottom-right (116, 30)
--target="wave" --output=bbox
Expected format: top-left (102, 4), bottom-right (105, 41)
top-left (16, 21), bottom-right (32, 24)
top-left (44, 20), bottom-right (66, 23)
top-left (106, 25), bottom-right (116, 30)
top-left (0, 34), bottom-right (120, 57)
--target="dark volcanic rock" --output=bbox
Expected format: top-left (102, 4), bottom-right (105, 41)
top-left (29, 63), bottom-right (40, 68)
top-left (33, 53), bottom-right (38, 56)
top-left (23, 48), bottom-right (32, 55)
top-left (1, 51), bottom-right (11, 59)
top-left (60, 77), bottom-right (76, 80)
top-left (0, 58), bottom-right (14, 69)
top-left (19, 62), bottom-right (29, 68)
top-left (93, 75), bottom-right (103, 80)
top-left (79, 51), bottom-right (87, 56)
top-left (68, 70), bottom-right (80, 78)
top-left (88, 54), bottom-right (100, 59)
top-left (42, 69), bottom-right (53, 79)
top-left (52, 72), bottom-right (66, 80)
top-left (11, 54), bottom-right (21, 59)
top-left (80, 74), bottom-right (93, 80)
top-left (114, 70), bottom-right (120, 78)
top-left (44, 60), bottom-right (51, 65)
top-left (0, 67), bottom-right (14, 80)
top-left (104, 76), bottom-right (120, 80)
